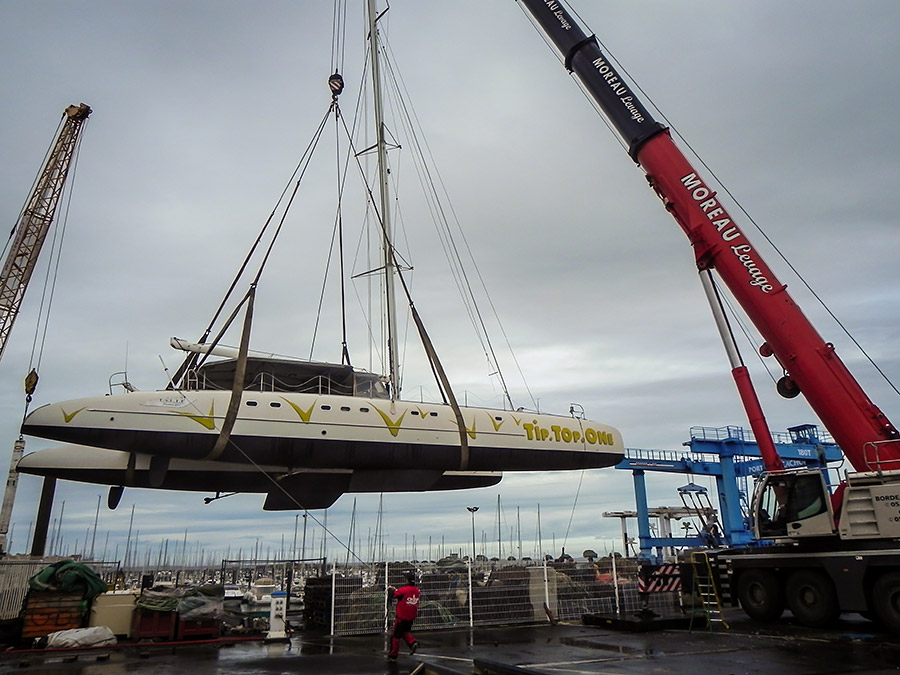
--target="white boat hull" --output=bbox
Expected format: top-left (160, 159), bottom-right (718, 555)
top-left (22, 389), bottom-right (624, 472)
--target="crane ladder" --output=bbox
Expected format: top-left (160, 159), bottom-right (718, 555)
top-left (688, 551), bottom-right (729, 631)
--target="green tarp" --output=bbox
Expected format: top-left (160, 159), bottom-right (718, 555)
top-left (28, 559), bottom-right (108, 600)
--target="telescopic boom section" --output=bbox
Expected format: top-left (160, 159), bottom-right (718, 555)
top-left (518, 0), bottom-right (899, 471)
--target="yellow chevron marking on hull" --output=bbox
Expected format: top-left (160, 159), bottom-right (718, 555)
top-left (175, 402), bottom-right (217, 430)
top-left (488, 413), bottom-right (503, 432)
top-left (450, 415), bottom-right (478, 439)
top-left (282, 398), bottom-right (316, 423)
top-left (511, 415), bottom-right (523, 426)
top-left (62, 407), bottom-right (86, 423)
top-left (373, 406), bottom-right (406, 437)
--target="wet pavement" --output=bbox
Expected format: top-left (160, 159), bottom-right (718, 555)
top-left (2, 609), bottom-right (899, 674)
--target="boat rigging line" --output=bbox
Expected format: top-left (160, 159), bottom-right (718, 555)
top-left (378, 36), bottom-right (534, 413)
top-left (180, 1), bottom-right (398, 570)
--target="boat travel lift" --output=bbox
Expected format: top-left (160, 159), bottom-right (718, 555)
top-left (606, 424), bottom-right (842, 564)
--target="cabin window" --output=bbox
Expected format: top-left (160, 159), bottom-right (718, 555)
top-left (341, 406), bottom-right (350, 411)
top-left (321, 405), bottom-right (331, 411)
top-left (360, 407), bottom-right (370, 413)
top-left (756, 479), bottom-right (787, 538)
top-left (246, 401), bottom-right (258, 407)
top-left (430, 412), bottom-right (438, 417)
top-left (412, 410), bottom-right (420, 416)
top-left (786, 474), bottom-right (828, 522)
top-left (270, 401), bottom-right (281, 408)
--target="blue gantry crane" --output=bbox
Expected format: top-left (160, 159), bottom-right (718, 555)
top-left (610, 424), bottom-right (841, 563)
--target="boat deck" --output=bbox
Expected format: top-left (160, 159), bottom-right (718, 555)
top-left (2, 608), bottom-right (898, 674)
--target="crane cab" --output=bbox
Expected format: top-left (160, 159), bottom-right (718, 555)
top-left (752, 469), bottom-right (836, 540)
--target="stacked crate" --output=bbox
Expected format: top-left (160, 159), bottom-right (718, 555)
top-left (302, 576), bottom-right (332, 630)
top-left (20, 591), bottom-right (86, 640)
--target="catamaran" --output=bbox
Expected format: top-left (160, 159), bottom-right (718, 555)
top-left (19, 1), bottom-right (623, 510)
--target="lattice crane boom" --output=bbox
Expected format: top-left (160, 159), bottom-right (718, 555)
top-left (0, 103), bottom-right (90, 555)
top-left (0, 103), bottom-right (91, 362)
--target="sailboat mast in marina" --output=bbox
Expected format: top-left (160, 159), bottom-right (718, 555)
top-left (367, 0), bottom-right (400, 400)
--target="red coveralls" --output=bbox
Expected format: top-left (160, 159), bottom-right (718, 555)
top-left (388, 583), bottom-right (420, 658)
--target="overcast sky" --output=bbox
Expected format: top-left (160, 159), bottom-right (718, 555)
top-left (1, 1), bottom-right (899, 567)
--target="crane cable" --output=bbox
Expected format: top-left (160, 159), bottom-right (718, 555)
top-left (201, 0), bottom-right (357, 475)
top-left (189, 0), bottom-right (376, 573)
top-left (167, 104), bottom-right (333, 387)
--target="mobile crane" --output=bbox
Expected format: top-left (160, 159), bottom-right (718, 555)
top-left (519, 0), bottom-right (900, 631)
top-left (0, 103), bottom-right (92, 554)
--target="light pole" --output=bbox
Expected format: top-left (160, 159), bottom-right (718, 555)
top-left (467, 506), bottom-right (479, 564)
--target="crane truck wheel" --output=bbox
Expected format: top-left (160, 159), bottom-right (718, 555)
top-left (871, 571), bottom-right (900, 634)
top-left (736, 569), bottom-right (784, 621)
top-left (785, 570), bottom-right (839, 628)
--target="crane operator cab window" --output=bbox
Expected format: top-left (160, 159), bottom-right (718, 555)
top-left (755, 470), bottom-right (835, 539)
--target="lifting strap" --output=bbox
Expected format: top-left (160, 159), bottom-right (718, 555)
top-left (204, 285), bottom-right (255, 461)
top-left (407, 300), bottom-right (469, 471)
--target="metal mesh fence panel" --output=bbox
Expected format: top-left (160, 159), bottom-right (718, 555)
top-left (0, 560), bottom-right (47, 620)
top-left (320, 557), bottom-right (681, 637)
top-left (553, 558), bottom-right (679, 620)
top-left (329, 562), bottom-right (472, 636)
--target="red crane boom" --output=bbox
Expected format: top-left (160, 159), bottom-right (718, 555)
top-left (518, 0), bottom-right (899, 473)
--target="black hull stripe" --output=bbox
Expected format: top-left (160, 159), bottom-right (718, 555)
top-left (17, 467), bottom-right (503, 495)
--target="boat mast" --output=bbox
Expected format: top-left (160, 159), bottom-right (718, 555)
top-left (366, 0), bottom-right (400, 399)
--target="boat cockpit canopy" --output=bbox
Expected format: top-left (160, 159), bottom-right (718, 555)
top-left (186, 356), bottom-right (389, 398)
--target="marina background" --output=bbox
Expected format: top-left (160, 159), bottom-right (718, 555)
top-left (0, 1), bottom-right (899, 564)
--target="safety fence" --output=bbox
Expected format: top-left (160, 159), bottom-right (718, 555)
top-left (0, 556), bottom-right (682, 637)
top-left (302, 556), bottom-right (681, 636)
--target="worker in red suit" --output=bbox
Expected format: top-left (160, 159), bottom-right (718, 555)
top-left (386, 571), bottom-right (420, 661)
